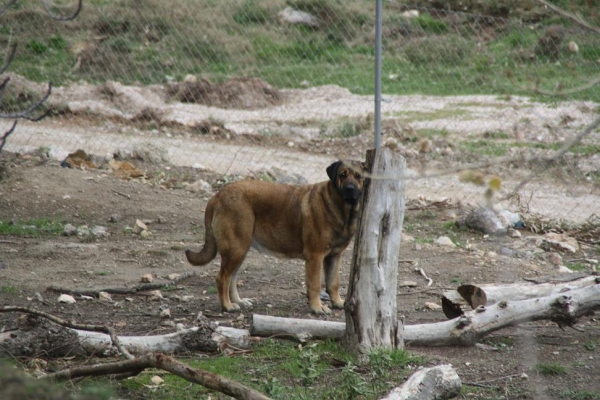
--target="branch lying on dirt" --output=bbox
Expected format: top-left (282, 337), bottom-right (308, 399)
top-left (443, 275), bottom-right (600, 306)
top-left (45, 352), bottom-right (272, 400)
top-left (46, 271), bottom-right (197, 297)
top-left (535, 0), bottom-right (600, 35)
top-left (251, 283), bottom-right (600, 346)
top-left (0, 306), bottom-right (133, 359)
top-left (0, 307), bottom-right (252, 357)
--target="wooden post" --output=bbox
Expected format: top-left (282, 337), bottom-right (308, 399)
top-left (342, 148), bottom-right (406, 354)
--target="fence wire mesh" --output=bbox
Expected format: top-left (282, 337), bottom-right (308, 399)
top-left (2, 0), bottom-right (600, 223)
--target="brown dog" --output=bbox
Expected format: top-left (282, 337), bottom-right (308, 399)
top-left (185, 160), bottom-right (366, 314)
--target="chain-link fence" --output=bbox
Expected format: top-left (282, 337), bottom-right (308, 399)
top-left (2, 0), bottom-right (600, 223)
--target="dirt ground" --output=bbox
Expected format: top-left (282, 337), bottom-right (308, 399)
top-left (0, 144), bottom-right (599, 399)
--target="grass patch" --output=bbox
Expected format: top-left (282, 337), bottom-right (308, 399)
top-left (3, 0), bottom-right (600, 102)
top-left (534, 362), bottom-right (568, 376)
top-left (0, 218), bottom-right (64, 237)
top-left (108, 339), bottom-right (422, 399)
top-left (560, 390), bottom-right (600, 400)
top-left (0, 285), bottom-right (18, 294)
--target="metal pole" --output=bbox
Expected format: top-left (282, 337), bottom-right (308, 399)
top-left (374, 0), bottom-right (382, 149)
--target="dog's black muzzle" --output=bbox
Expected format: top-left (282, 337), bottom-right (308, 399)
top-left (342, 183), bottom-right (361, 204)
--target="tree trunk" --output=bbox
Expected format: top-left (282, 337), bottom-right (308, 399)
top-left (342, 148), bottom-right (406, 354)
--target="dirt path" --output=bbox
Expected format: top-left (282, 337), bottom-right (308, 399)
top-left (2, 84), bottom-right (599, 223)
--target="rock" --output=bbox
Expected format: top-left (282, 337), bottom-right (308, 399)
top-left (435, 236), bottom-right (456, 247)
top-left (279, 7), bottom-right (318, 28)
top-left (98, 291), bottom-right (113, 303)
top-left (91, 225), bottom-right (109, 238)
top-left (63, 223), bottom-right (77, 236)
top-left (401, 9), bottom-right (419, 19)
top-left (140, 273), bottom-right (154, 283)
top-left (167, 273), bottom-right (181, 280)
top-left (58, 294), bottom-right (76, 304)
top-left (546, 252), bottom-right (563, 267)
top-left (132, 219), bottom-right (148, 234)
top-left (497, 209), bottom-right (521, 228)
top-left (108, 214), bottom-right (120, 223)
top-left (542, 232), bottom-right (579, 253)
top-left (401, 233), bottom-right (414, 243)
top-left (266, 167), bottom-right (308, 185)
top-left (140, 230), bottom-right (153, 239)
top-left (181, 295), bottom-right (195, 303)
top-left (510, 229), bottom-right (522, 238)
top-left (148, 290), bottom-right (163, 300)
top-left (157, 216), bottom-right (167, 224)
top-left (568, 41), bottom-right (579, 53)
top-left (159, 308), bottom-right (171, 318)
top-left (76, 225), bottom-right (90, 237)
top-left (33, 292), bottom-right (44, 302)
top-left (150, 376), bottom-right (164, 386)
top-left (558, 266), bottom-right (574, 274)
top-left (424, 302), bottom-right (442, 310)
top-left (462, 207), bottom-right (505, 235)
top-left (186, 179), bottom-right (212, 194)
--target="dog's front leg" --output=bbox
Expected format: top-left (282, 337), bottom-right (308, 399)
top-left (305, 254), bottom-right (331, 314)
top-left (324, 254), bottom-right (344, 309)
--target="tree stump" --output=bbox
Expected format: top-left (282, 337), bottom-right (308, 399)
top-left (342, 148), bottom-right (406, 354)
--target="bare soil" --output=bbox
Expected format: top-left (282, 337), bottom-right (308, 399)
top-left (1, 79), bottom-right (599, 398)
top-left (0, 148), bottom-right (599, 399)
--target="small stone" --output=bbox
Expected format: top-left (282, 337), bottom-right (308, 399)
top-left (401, 233), bottom-right (415, 243)
top-left (108, 214), bottom-right (120, 223)
top-left (186, 179), bottom-right (212, 194)
top-left (520, 373), bottom-right (529, 380)
top-left (148, 290), bottom-right (163, 300)
top-left (424, 302), bottom-right (442, 310)
top-left (91, 226), bottom-right (109, 237)
top-left (558, 266), bottom-right (574, 274)
top-left (150, 376), bottom-right (164, 386)
top-left (462, 207), bottom-right (505, 235)
top-left (140, 230), bottom-right (153, 239)
top-left (542, 233), bottom-right (579, 253)
top-left (63, 224), bottom-right (77, 236)
top-left (157, 216), bottom-right (167, 224)
top-left (33, 292), bottom-right (44, 302)
top-left (132, 219), bottom-right (148, 234)
top-left (80, 295), bottom-right (94, 300)
top-left (167, 273), bottom-right (181, 281)
top-left (140, 273), bottom-right (154, 283)
top-left (510, 229), bottom-right (522, 238)
top-left (160, 308), bottom-right (171, 318)
top-left (58, 294), bottom-right (76, 304)
top-left (434, 236), bottom-right (456, 247)
top-left (413, 243), bottom-right (422, 251)
top-left (125, 297), bottom-right (134, 302)
top-left (77, 225), bottom-right (90, 237)
top-left (98, 291), bottom-right (113, 303)
top-left (181, 295), bottom-right (195, 303)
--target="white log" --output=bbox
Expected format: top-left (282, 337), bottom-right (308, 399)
top-left (253, 282), bottom-right (600, 346)
top-left (343, 148), bottom-right (406, 353)
top-left (380, 364), bottom-right (461, 400)
top-left (444, 275), bottom-right (599, 306)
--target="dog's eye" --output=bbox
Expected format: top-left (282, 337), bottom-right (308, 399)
top-left (340, 171), bottom-right (347, 178)
top-left (355, 173), bottom-right (361, 179)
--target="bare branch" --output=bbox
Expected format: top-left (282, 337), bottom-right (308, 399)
top-left (0, 120), bottom-right (17, 151)
top-left (0, 43), bottom-right (17, 75)
top-left (39, 0), bottom-right (83, 21)
top-left (44, 353), bottom-right (273, 400)
top-left (0, 82), bottom-right (53, 121)
top-left (0, 306), bottom-right (134, 360)
top-left (0, 0), bottom-right (17, 16)
top-left (47, 271), bottom-right (198, 297)
top-left (535, 0), bottom-right (600, 35)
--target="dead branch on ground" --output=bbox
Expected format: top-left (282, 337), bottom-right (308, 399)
top-left (46, 271), bottom-right (197, 297)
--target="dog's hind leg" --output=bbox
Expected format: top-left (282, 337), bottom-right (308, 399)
top-left (217, 251), bottom-right (248, 312)
top-left (324, 254), bottom-right (344, 309)
top-left (229, 266), bottom-right (253, 308)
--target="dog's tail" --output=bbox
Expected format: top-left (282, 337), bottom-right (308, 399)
top-left (185, 203), bottom-right (218, 266)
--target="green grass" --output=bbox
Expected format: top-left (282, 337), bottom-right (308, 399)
top-left (106, 339), bottom-right (422, 399)
top-left (3, 0), bottom-right (600, 102)
top-left (0, 285), bottom-right (18, 294)
top-left (560, 390), bottom-right (600, 400)
top-left (534, 362), bottom-right (568, 376)
top-left (0, 218), bottom-right (64, 237)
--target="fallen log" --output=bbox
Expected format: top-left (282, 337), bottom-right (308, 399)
top-left (252, 283), bottom-right (600, 346)
top-left (381, 364), bottom-right (461, 400)
top-left (443, 275), bottom-right (599, 306)
top-left (0, 311), bottom-right (252, 358)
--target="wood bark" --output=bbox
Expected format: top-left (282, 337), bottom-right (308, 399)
top-left (444, 275), bottom-right (599, 306)
top-left (0, 314), bottom-right (251, 358)
top-left (252, 282), bottom-right (600, 346)
top-left (380, 364), bottom-right (461, 400)
top-left (343, 148), bottom-right (406, 354)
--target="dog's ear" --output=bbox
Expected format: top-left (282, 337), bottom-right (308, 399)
top-left (326, 161), bottom-right (342, 182)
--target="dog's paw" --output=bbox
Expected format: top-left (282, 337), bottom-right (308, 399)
top-left (311, 304), bottom-right (332, 315)
top-left (222, 303), bottom-right (241, 312)
top-left (331, 299), bottom-right (344, 309)
top-left (237, 298), bottom-right (254, 308)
